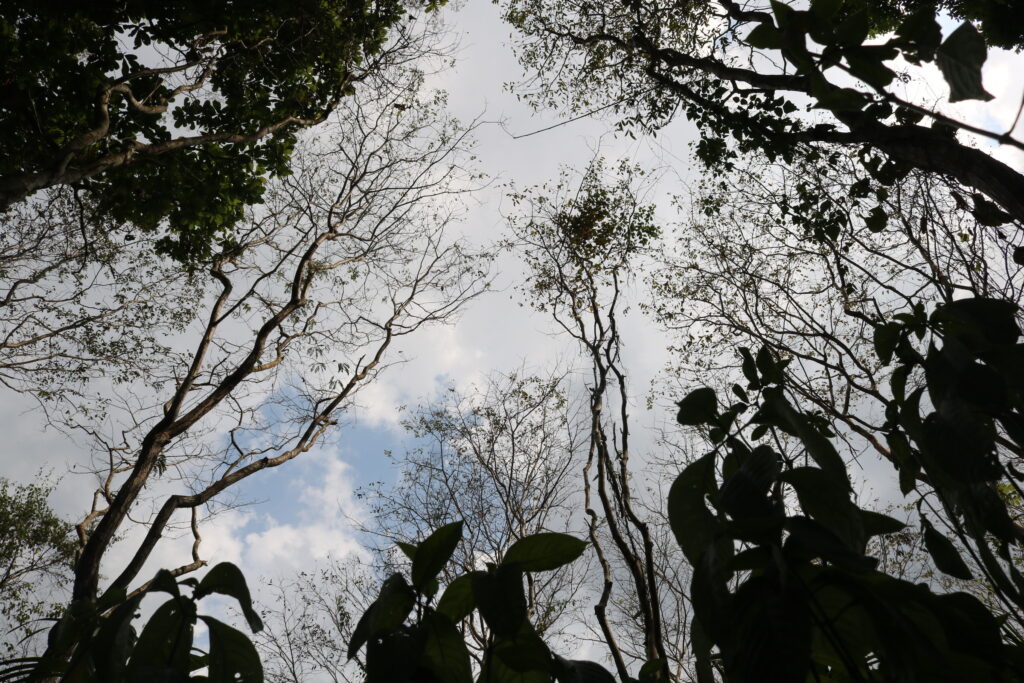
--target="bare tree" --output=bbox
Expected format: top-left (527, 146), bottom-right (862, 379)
top-left (364, 370), bottom-right (589, 658)
top-left (34, 58), bottom-right (492, 639)
top-left (254, 557), bottom-right (378, 683)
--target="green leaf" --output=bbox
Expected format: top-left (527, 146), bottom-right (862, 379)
top-left (781, 467), bottom-right (863, 550)
top-left (147, 569), bottom-right (181, 598)
top-left (412, 521), bottom-right (463, 591)
top-left (874, 322), bottom-right (901, 365)
top-left (435, 573), bottom-right (476, 623)
top-left (472, 564), bottom-right (527, 638)
top-left (971, 194), bottom-right (1013, 226)
top-left (201, 616), bottom-right (263, 683)
top-left (860, 509), bottom-right (907, 537)
top-left (746, 23), bottom-right (784, 50)
top-left (834, 9), bottom-right (869, 47)
top-left (347, 606), bottom-right (372, 660)
top-left (895, 8), bottom-right (942, 62)
top-left (396, 541), bottom-right (417, 562)
top-left (718, 445), bottom-right (780, 519)
top-left (366, 629), bottom-right (422, 681)
top-left (676, 387), bottom-right (718, 425)
top-left (126, 598), bottom-right (194, 680)
top-left (936, 23), bottom-right (994, 102)
top-left (865, 205), bottom-right (888, 232)
top-left (420, 611), bottom-right (472, 683)
top-left (846, 47), bottom-right (897, 89)
top-left (739, 347), bottom-right (761, 388)
top-left (810, 0), bottom-right (840, 19)
top-left (494, 625), bottom-right (552, 673)
top-left (347, 573), bottom-right (416, 659)
top-left (814, 86), bottom-right (868, 112)
top-left (762, 389), bottom-right (847, 479)
top-left (195, 562), bottom-right (263, 633)
top-left (502, 532), bottom-right (587, 572)
top-left (755, 346), bottom-right (784, 384)
top-left (668, 453), bottom-right (718, 563)
top-left (922, 518), bottom-right (974, 580)
top-left (91, 594), bottom-right (145, 682)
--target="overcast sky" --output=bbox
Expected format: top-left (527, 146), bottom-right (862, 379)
top-left (2, 1), bottom-right (1023, 624)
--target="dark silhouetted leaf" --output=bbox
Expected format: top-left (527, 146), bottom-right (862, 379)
top-left (502, 533), bottom-right (587, 572)
top-left (202, 616), bottom-right (263, 683)
top-left (668, 453), bottom-right (718, 563)
top-left (922, 518), bottom-right (974, 580)
top-left (936, 22), bottom-right (993, 102)
top-left (676, 387), bottom-right (718, 425)
top-left (195, 562), bottom-right (263, 632)
top-left (412, 521), bottom-right (463, 591)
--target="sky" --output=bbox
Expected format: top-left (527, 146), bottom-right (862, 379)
top-left (2, 0), bottom-right (1024, 656)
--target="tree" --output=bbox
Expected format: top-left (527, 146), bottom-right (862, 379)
top-left (254, 558), bottom-right (377, 683)
top-left (0, 476), bottom-right (76, 658)
top-left (362, 371), bottom-right (590, 656)
top-left (503, 0), bottom-right (1024, 226)
top-left (651, 152), bottom-right (1024, 468)
top-left (508, 160), bottom-right (691, 681)
top-left (254, 370), bottom-right (591, 678)
top-left (0, 191), bottom-right (199, 406)
top-left (12, 56), bottom-right (491, 674)
top-left (0, 0), bottom-right (443, 261)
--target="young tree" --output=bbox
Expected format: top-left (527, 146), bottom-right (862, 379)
top-left (507, 161), bottom-right (690, 681)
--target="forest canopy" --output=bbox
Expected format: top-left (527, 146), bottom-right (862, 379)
top-left (1, 1), bottom-right (1023, 682)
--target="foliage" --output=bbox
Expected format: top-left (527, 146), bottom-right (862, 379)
top-left (0, 0), bottom-right (443, 262)
top-left (345, 522), bottom-right (610, 683)
top-left (668, 294), bottom-right (1024, 680)
top-left (503, 0), bottom-right (1024, 227)
top-left (2, 562), bottom-right (264, 682)
top-left (0, 477), bottom-right (76, 657)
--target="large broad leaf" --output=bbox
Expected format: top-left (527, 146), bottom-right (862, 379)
top-left (922, 518), bottom-right (974, 580)
top-left (726, 574), bottom-right (811, 683)
top-left (420, 611), bottom-right (472, 683)
top-left (195, 562), bottom-right (263, 632)
top-left (126, 598), bottom-right (194, 680)
top-left (493, 624), bottom-right (552, 673)
top-left (366, 628), bottom-right (421, 683)
top-left (501, 533), bottom-right (587, 572)
top-left (781, 467), bottom-right (864, 551)
top-left (91, 594), bottom-right (145, 682)
top-left (717, 445), bottom-right (780, 519)
top-left (201, 616), bottom-right (263, 683)
top-left (347, 574), bottom-right (416, 659)
top-left (412, 521), bottom-right (463, 591)
top-left (472, 564), bottom-right (527, 638)
top-left (762, 389), bottom-right (848, 479)
top-left (435, 573), bottom-right (477, 623)
top-left (668, 453), bottom-right (718, 564)
top-left (936, 22), bottom-right (994, 102)
top-left (676, 387), bottom-right (718, 425)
